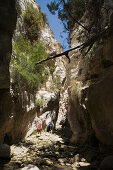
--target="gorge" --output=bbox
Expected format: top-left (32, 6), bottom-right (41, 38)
top-left (0, 0), bottom-right (113, 169)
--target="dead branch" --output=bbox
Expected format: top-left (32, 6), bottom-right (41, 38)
top-left (36, 43), bottom-right (84, 65)
top-left (36, 25), bottom-right (113, 65)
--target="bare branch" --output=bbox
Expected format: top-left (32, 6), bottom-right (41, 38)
top-left (36, 43), bottom-right (84, 65)
top-left (67, 9), bottom-right (89, 32)
top-left (36, 25), bottom-right (113, 65)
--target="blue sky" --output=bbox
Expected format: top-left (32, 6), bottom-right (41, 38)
top-left (36, 0), bottom-right (69, 50)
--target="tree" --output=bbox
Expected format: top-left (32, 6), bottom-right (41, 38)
top-left (37, 0), bottom-right (113, 64)
top-left (23, 2), bottom-right (47, 41)
top-left (47, 0), bottom-right (87, 31)
top-left (11, 36), bottom-right (48, 93)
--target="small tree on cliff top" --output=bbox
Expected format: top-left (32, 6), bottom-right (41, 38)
top-left (23, 2), bottom-right (47, 41)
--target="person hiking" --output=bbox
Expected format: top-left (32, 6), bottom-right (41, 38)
top-left (49, 122), bottom-right (53, 133)
top-left (37, 124), bottom-right (42, 135)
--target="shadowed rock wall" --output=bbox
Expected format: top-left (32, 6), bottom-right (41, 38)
top-left (67, 30), bottom-right (113, 150)
top-left (66, 1), bottom-right (113, 150)
top-left (0, 0), bottom-right (17, 143)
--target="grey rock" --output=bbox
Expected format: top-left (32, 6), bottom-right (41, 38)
top-left (74, 154), bottom-right (80, 162)
top-left (21, 164), bottom-right (40, 170)
top-left (0, 144), bottom-right (10, 158)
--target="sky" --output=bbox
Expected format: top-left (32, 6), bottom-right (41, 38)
top-left (36, 0), bottom-right (69, 50)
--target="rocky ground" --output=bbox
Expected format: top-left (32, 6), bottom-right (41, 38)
top-left (0, 132), bottom-right (106, 170)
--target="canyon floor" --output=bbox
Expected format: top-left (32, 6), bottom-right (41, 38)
top-left (0, 131), bottom-right (105, 170)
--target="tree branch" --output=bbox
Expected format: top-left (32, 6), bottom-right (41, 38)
top-left (36, 43), bottom-right (84, 65)
top-left (67, 9), bottom-right (89, 32)
top-left (36, 25), bottom-right (113, 65)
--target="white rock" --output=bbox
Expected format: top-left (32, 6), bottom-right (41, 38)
top-left (22, 164), bottom-right (40, 170)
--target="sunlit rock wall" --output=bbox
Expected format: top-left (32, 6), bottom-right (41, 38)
top-left (8, 0), bottom-right (67, 142)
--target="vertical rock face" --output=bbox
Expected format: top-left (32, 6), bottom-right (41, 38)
top-left (0, 0), bottom-right (17, 89)
top-left (66, 0), bottom-right (113, 148)
top-left (0, 0), bottom-right (17, 143)
top-left (8, 0), bottom-right (67, 142)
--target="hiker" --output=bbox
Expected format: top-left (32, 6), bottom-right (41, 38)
top-left (37, 124), bottom-right (42, 135)
top-left (49, 122), bottom-right (53, 133)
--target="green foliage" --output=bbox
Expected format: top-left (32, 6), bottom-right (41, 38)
top-left (11, 36), bottom-right (48, 93)
top-left (71, 80), bottom-right (82, 96)
top-left (42, 128), bottom-right (47, 132)
top-left (53, 77), bottom-right (61, 89)
top-left (23, 2), bottom-right (47, 41)
top-left (33, 130), bottom-right (37, 135)
top-left (47, 0), bottom-right (86, 30)
top-left (49, 77), bottom-right (61, 92)
top-left (36, 95), bottom-right (44, 108)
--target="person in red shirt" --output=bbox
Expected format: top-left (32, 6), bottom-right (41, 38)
top-left (37, 124), bottom-right (42, 135)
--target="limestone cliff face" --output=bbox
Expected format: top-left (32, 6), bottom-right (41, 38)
top-left (66, 0), bottom-right (113, 149)
top-left (7, 0), bottom-right (66, 143)
top-left (0, 0), bottom-right (17, 144)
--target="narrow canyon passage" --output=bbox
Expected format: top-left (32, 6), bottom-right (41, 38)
top-left (0, 131), bottom-right (104, 170)
top-left (1, 1), bottom-right (113, 170)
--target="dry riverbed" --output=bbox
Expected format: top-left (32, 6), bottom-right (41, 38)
top-left (0, 132), bottom-right (104, 170)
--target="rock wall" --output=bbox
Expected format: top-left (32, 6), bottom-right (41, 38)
top-left (0, 0), bottom-right (17, 144)
top-left (66, 0), bottom-right (113, 149)
top-left (7, 0), bottom-right (67, 143)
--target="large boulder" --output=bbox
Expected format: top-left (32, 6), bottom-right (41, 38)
top-left (99, 156), bottom-right (113, 170)
top-left (0, 144), bottom-right (10, 158)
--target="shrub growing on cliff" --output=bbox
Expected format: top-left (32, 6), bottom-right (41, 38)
top-left (23, 3), bottom-right (47, 41)
top-left (11, 36), bottom-right (48, 93)
top-left (36, 95), bottom-right (44, 108)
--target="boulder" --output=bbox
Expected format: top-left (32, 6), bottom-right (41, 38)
top-left (0, 144), bottom-right (10, 158)
top-left (99, 156), bottom-right (113, 170)
top-left (22, 164), bottom-right (40, 170)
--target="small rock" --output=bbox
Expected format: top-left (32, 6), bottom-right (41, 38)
top-left (69, 157), bottom-right (75, 164)
top-left (21, 164), bottom-right (40, 170)
top-left (79, 162), bottom-right (90, 167)
top-left (45, 159), bottom-right (53, 165)
top-left (66, 163), bottom-right (71, 166)
top-left (81, 158), bottom-right (86, 162)
top-left (0, 144), bottom-right (10, 158)
top-left (55, 151), bottom-right (59, 155)
top-left (58, 158), bottom-right (64, 163)
top-left (74, 154), bottom-right (80, 162)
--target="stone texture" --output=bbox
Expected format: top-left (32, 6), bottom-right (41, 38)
top-left (65, 1), bottom-right (113, 148)
top-left (56, 83), bottom-right (68, 129)
top-left (99, 156), bottom-right (113, 170)
top-left (87, 67), bottom-right (113, 145)
top-left (0, 0), bottom-right (17, 89)
top-left (35, 90), bottom-right (60, 131)
top-left (9, 0), bottom-right (66, 142)
top-left (9, 132), bottom-right (94, 170)
top-left (0, 0), bottom-right (17, 144)
top-left (22, 164), bottom-right (40, 170)
top-left (0, 144), bottom-right (10, 158)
